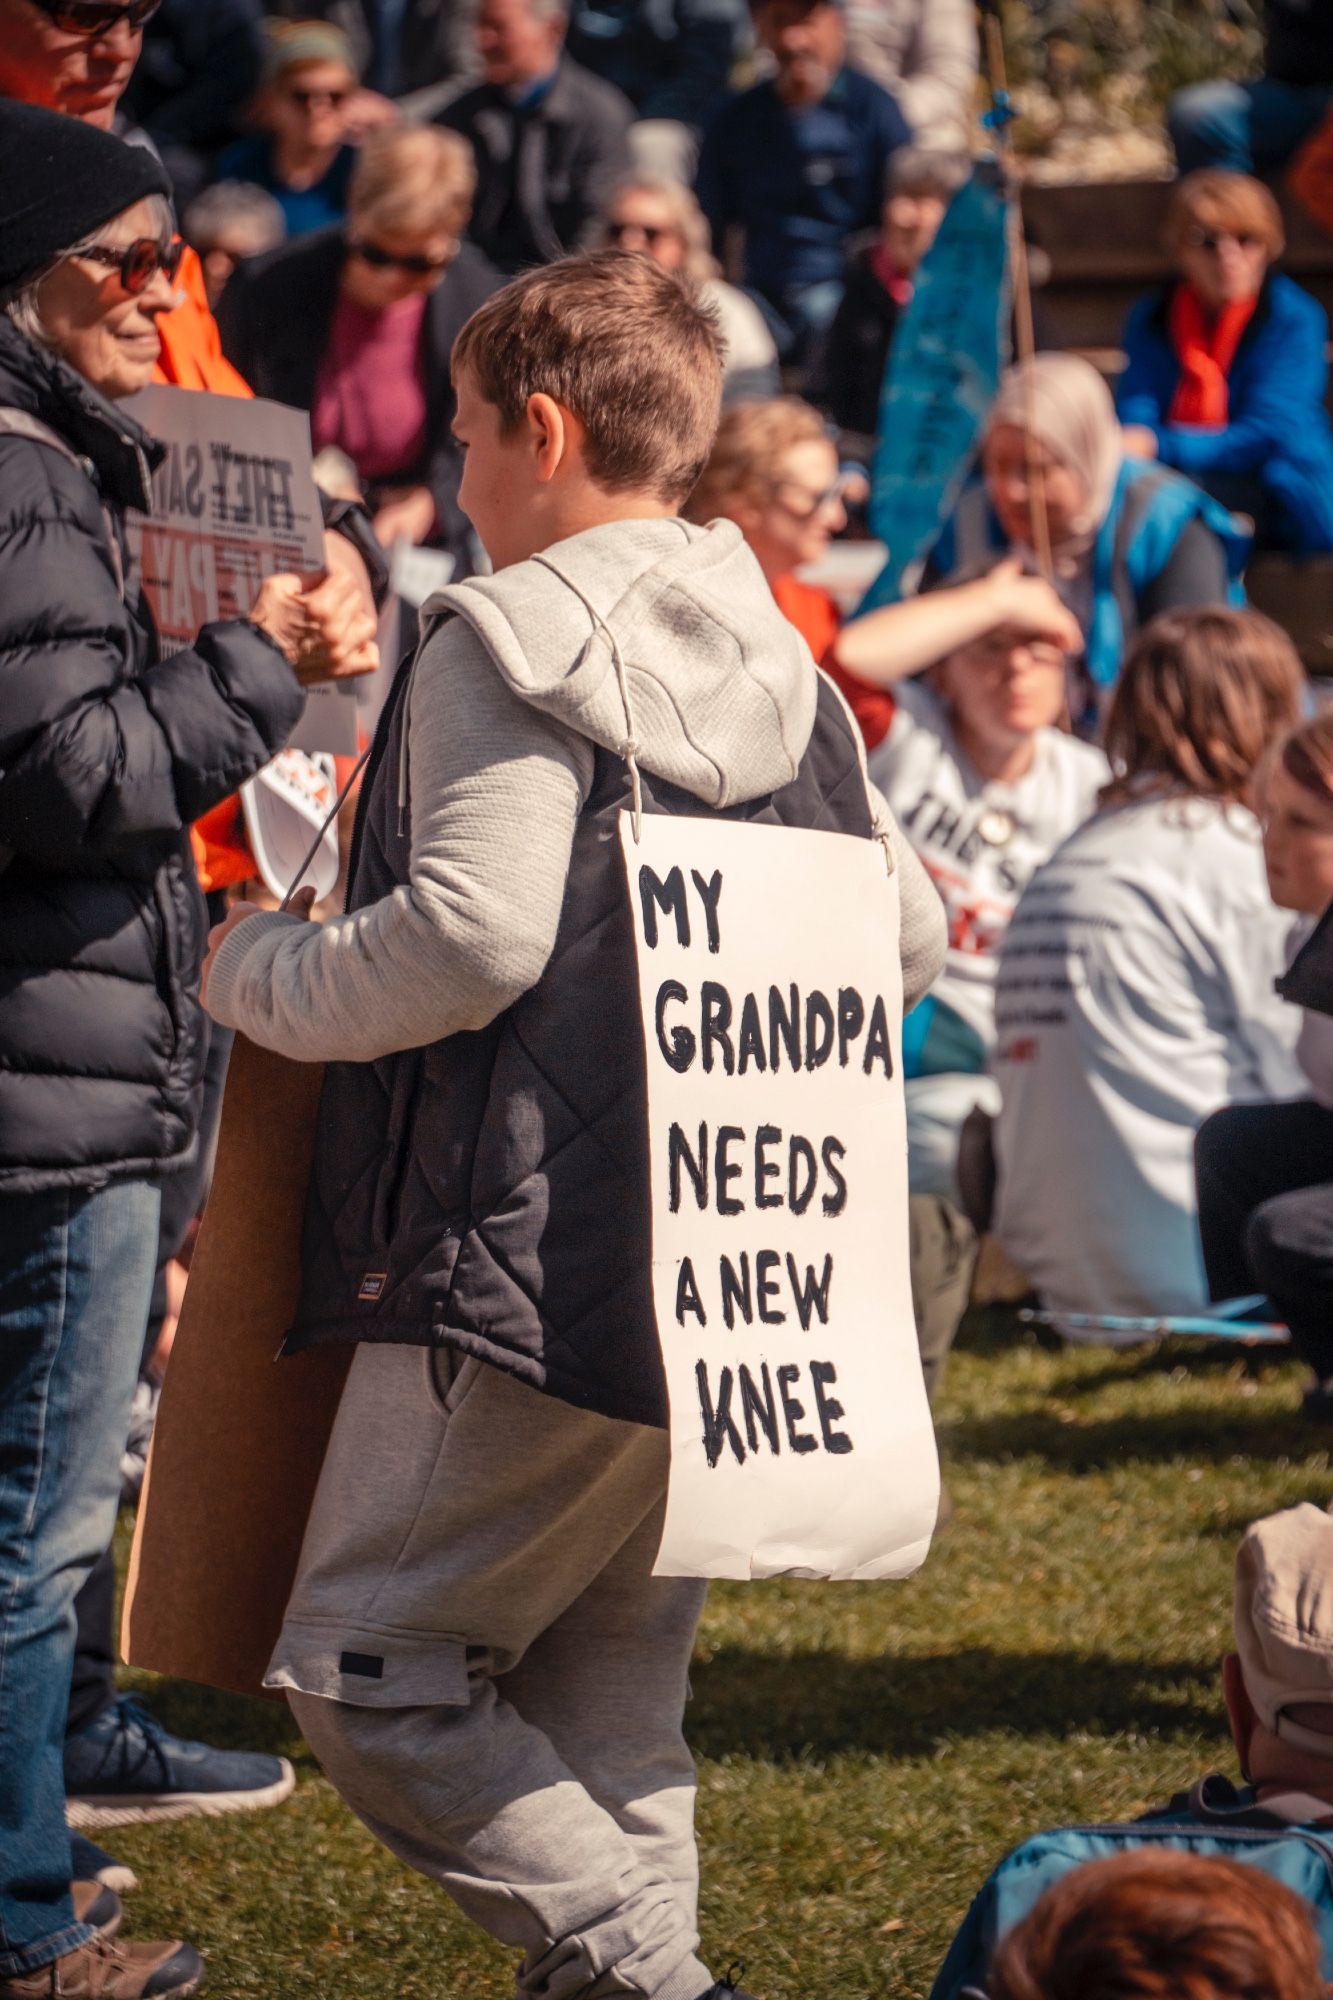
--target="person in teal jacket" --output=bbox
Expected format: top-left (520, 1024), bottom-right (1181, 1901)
top-left (928, 354), bottom-right (1248, 730)
top-left (1117, 170), bottom-right (1333, 557)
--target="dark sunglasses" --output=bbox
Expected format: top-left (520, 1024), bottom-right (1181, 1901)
top-left (78, 235), bottom-right (185, 295)
top-left (30, 0), bottom-right (160, 32)
top-left (349, 238), bottom-right (452, 276)
top-left (1186, 226), bottom-right (1261, 253)
top-left (288, 85), bottom-right (351, 109)
top-left (606, 220), bottom-right (676, 248)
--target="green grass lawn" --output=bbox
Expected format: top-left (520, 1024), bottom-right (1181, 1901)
top-left (112, 1315), bottom-right (1333, 1998)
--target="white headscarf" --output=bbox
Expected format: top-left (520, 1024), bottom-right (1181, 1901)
top-left (985, 353), bottom-right (1124, 578)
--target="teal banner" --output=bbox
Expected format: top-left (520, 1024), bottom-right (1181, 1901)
top-left (859, 164), bottom-right (1012, 612)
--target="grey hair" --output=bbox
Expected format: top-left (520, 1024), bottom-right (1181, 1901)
top-left (601, 175), bottom-right (720, 285)
top-left (885, 148), bottom-right (971, 201)
top-left (183, 180), bottom-right (285, 257)
top-left (2, 192), bottom-right (175, 349)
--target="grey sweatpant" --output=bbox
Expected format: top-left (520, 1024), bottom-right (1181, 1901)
top-left (268, 1343), bottom-right (711, 2000)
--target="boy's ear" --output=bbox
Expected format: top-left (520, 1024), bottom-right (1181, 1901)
top-left (526, 392), bottom-right (585, 484)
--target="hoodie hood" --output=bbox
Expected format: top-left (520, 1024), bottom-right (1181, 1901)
top-left (423, 516), bottom-right (818, 808)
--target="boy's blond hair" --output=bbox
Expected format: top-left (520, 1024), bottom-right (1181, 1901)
top-left (451, 251), bottom-right (725, 506)
top-left (686, 397), bottom-right (829, 522)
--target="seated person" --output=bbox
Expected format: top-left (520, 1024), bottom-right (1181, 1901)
top-left (437, 0), bottom-right (634, 275)
top-left (566, 0), bottom-right (747, 134)
top-left (991, 608), bottom-right (1306, 1333)
top-left (984, 1851), bottom-right (1327, 2000)
top-left (1118, 171), bottom-right (1333, 556)
top-left (183, 180), bottom-right (285, 308)
top-left (933, 1501), bottom-right (1333, 1998)
top-left (867, 609), bottom-right (1106, 1401)
top-left (930, 353), bottom-right (1249, 730)
top-left (686, 397), bottom-right (1080, 752)
top-left (688, 399), bottom-right (1092, 1396)
top-left (266, 0), bottom-right (478, 112)
top-left (218, 124), bottom-right (499, 562)
top-left (1196, 709), bottom-right (1333, 1420)
top-left (598, 177), bottom-right (779, 403)
top-left (816, 146), bottom-right (970, 452)
top-left (1167, 0), bottom-right (1332, 178)
top-left (695, 0), bottom-right (911, 369)
top-left (216, 20), bottom-right (360, 238)
top-left (842, 0), bottom-right (977, 154)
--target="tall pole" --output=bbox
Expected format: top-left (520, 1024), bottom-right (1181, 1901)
top-left (981, 5), bottom-right (1054, 581)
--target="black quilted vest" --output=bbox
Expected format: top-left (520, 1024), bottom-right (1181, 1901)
top-left (287, 643), bottom-right (877, 1426)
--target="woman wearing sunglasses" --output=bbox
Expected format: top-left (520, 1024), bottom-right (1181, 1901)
top-left (215, 20), bottom-right (359, 240)
top-left (1117, 168), bottom-right (1333, 554)
top-left (0, 102), bottom-right (377, 2000)
top-left (218, 121), bottom-right (499, 561)
top-left (597, 176), bottom-right (779, 404)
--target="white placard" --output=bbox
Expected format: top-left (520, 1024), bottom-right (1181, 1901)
top-left (123, 384), bottom-right (357, 755)
top-left (621, 813), bottom-right (940, 1582)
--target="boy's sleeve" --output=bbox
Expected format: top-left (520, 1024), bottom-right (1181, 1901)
top-left (817, 667), bottom-right (946, 1010)
top-left (205, 620), bottom-right (595, 1062)
top-left (869, 781), bottom-right (948, 1011)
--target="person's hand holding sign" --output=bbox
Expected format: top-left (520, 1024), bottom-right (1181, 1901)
top-left (200, 886), bottom-right (317, 1011)
top-left (251, 567), bottom-right (380, 686)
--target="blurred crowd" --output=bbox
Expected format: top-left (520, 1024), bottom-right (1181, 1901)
top-left (5, 0), bottom-right (1333, 1996)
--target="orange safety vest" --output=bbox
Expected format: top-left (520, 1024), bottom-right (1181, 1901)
top-left (152, 244), bottom-right (252, 400)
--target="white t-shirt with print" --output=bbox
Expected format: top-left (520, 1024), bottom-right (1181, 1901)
top-left (868, 679), bottom-right (1108, 1196)
top-left (992, 796), bottom-right (1305, 1330)
top-left (869, 680), bottom-right (1109, 1048)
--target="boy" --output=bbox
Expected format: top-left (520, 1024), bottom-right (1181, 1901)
top-left (202, 251), bottom-right (945, 2000)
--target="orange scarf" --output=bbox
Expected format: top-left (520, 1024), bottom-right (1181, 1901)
top-left (1167, 282), bottom-right (1258, 427)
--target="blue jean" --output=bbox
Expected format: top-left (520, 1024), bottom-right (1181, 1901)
top-left (0, 1180), bottom-right (160, 1975)
top-left (1167, 75), bottom-right (1333, 175)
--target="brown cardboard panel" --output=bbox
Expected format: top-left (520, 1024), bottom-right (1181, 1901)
top-left (123, 1034), bottom-right (351, 1701)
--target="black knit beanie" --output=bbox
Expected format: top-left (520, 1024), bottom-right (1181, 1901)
top-left (0, 99), bottom-right (171, 296)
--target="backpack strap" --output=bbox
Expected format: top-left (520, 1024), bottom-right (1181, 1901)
top-left (1188, 1775), bottom-right (1333, 1832)
top-left (0, 405), bottom-right (125, 602)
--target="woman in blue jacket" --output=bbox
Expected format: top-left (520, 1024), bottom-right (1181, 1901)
top-left (1117, 169), bottom-right (1333, 555)
top-left (929, 353), bottom-right (1248, 729)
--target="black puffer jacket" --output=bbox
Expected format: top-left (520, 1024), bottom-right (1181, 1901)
top-left (0, 317), bottom-right (305, 1195)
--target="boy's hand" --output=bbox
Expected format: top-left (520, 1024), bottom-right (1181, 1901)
top-left (200, 903), bottom-right (260, 1011)
top-left (251, 569), bottom-right (380, 685)
top-left (200, 889), bottom-right (316, 1012)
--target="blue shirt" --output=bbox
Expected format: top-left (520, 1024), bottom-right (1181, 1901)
top-left (696, 66), bottom-right (912, 304)
top-left (215, 135), bottom-right (356, 239)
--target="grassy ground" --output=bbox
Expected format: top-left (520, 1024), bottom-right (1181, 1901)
top-left (111, 1313), bottom-right (1333, 1999)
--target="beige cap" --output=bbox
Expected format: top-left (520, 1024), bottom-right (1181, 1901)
top-left (1234, 1503), bottom-right (1333, 1757)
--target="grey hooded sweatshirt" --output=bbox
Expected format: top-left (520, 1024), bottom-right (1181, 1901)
top-left (207, 517), bottom-right (946, 1061)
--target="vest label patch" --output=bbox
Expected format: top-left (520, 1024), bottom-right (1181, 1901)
top-left (339, 1651), bottom-right (384, 1679)
top-left (358, 1271), bottom-right (388, 1302)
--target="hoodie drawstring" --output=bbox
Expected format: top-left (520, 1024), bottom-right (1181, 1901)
top-left (531, 555), bottom-right (644, 843)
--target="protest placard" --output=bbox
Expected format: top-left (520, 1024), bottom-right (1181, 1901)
top-left (620, 815), bottom-right (940, 1582)
top-left (123, 383), bottom-right (358, 754)
top-left (123, 1030), bottom-right (350, 1700)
